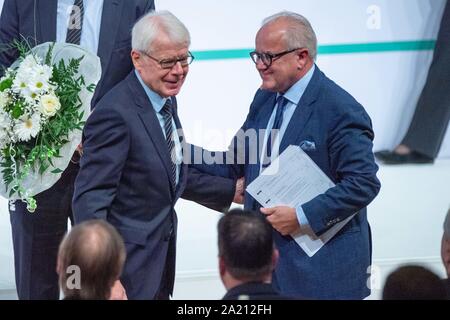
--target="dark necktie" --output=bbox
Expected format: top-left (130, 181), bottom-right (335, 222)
top-left (160, 98), bottom-right (177, 186)
top-left (262, 95), bottom-right (289, 169)
top-left (66, 0), bottom-right (84, 45)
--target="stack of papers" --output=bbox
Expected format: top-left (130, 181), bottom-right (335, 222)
top-left (246, 145), bottom-right (355, 257)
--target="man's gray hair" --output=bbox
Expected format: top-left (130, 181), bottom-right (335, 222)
top-left (444, 208), bottom-right (450, 239)
top-left (132, 10), bottom-right (190, 54)
top-left (262, 11), bottom-right (317, 61)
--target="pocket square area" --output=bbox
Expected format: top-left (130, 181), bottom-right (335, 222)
top-left (299, 140), bottom-right (316, 151)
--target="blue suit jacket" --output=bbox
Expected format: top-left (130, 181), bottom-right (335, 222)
top-left (193, 66), bottom-right (381, 299)
top-left (73, 71), bottom-right (235, 299)
top-left (0, 0), bottom-right (154, 107)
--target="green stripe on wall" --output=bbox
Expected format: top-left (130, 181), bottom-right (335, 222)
top-left (318, 40), bottom-right (436, 54)
top-left (192, 40), bottom-right (436, 61)
top-left (193, 49), bottom-right (252, 60)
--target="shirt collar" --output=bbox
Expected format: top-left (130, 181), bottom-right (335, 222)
top-left (134, 69), bottom-right (168, 113)
top-left (279, 64), bottom-right (315, 105)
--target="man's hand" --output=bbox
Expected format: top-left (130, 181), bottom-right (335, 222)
top-left (76, 142), bottom-right (83, 157)
top-left (109, 280), bottom-right (127, 300)
top-left (70, 143), bottom-right (83, 164)
top-left (233, 177), bottom-right (245, 204)
top-left (261, 206), bottom-right (300, 236)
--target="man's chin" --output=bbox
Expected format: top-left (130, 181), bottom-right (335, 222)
top-left (260, 82), bottom-right (277, 92)
top-left (163, 87), bottom-right (181, 97)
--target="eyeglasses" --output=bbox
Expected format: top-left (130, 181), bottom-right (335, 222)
top-left (141, 51), bottom-right (194, 69)
top-left (249, 48), bottom-right (301, 67)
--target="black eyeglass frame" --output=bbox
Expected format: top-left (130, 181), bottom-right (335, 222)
top-left (249, 48), bottom-right (302, 67)
top-left (141, 51), bottom-right (195, 69)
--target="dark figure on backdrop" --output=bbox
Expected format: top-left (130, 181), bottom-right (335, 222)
top-left (382, 265), bottom-right (448, 300)
top-left (375, 1), bottom-right (450, 164)
top-left (0, 0), bottom-right (155, 299)
top-left (219, 209), bottom-right (293, 300)
top-left (57, 220), bottom-right (126, 300)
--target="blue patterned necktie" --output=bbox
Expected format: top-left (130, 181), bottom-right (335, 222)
top-left (66, 0), bottom-right (84, 45)
top-left (160, 98), bottom-right (177, 186)
top-left (262, 95), bottom-right (289, 169)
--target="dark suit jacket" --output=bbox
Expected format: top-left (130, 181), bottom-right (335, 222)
top-left (193, 65), bottom-right (381, 299)
top-left (73, 71), bottom-right (235, 299)
top-left (0, 0), bottom-right (155, 106)
top-left (222, 282), bottom-right (293, 300)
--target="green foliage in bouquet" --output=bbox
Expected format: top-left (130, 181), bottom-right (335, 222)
top-left (0, 42), bottom-right (94, 212)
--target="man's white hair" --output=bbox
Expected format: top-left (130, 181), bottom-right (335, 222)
top-left (132, 10), bottom-right (190, 54)
top-left (262, 11), bottom-right (317, 61)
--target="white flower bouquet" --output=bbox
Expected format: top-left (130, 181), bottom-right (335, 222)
top-left (0, 42), bottom-right (101, 212)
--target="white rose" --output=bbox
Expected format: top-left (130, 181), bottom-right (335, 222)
top-left (40, 94), bottom-right (61, 117)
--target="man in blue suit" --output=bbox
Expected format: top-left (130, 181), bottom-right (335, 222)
top-left (72, 11), bottom-right (237, 300)
top-left (0, 0), bottom-right (154, 299)
top-left (193, 11), bottom-right (381, 299)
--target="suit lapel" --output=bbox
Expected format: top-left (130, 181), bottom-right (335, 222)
top-left (280, 66), bottom-right (322, 152)
top-left (172, 107), bottom-right (188, 199)
top-left (37, 0), bottom-right (57, 43)
top-left (128, 73), bottom-right (177, 196)
top-left (254, 94), bottom-right (277, 132)
top-left (247, 94), bottom-right (277, 188)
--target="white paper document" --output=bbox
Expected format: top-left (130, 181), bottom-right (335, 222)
top-left (246, 145), bottom-right (355, 257)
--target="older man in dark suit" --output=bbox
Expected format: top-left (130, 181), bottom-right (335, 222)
top-left (73, 10), bottom-right (236, 300)
top-left (0, 0), bottom-right (155, 300)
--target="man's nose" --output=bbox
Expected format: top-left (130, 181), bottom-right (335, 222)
top-left (171, 61), bottom-right (184, 74)
top-left (256, 59), bottom-right (268, 71)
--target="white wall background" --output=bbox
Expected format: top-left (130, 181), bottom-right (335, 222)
top-left (0, 0), bottom-right (449, 299)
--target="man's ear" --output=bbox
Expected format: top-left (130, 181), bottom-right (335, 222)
top-left (271, 248), bottom-right (279, 271)
top-left (219, 256), bottom-right (226, 277)
top-left (131, 50), bottom-right (142, 71)
top-left (56, 257), bottom-right (62, 276)
top-left (441, 235), bottom-right (450, 276)
top-left (296, 48), bottom-right (309, 70)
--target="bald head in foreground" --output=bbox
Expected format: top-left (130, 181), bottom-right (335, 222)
top-left (57, 220), bottom-right (126, 300)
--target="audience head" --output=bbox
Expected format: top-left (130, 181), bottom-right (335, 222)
top-left (441, 208), bottom-right (450, 276)
top-left (382, 265), bottom-right (447, 300)
top-left (57, 220), bottom-right (126, 300)
top-left (251, 11), bottom-right (316, 93)
top-left (218, 209), bottom-right (278, 290)
top-left (131, 10), bottom-right (192, 98)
